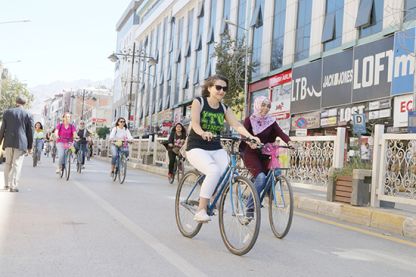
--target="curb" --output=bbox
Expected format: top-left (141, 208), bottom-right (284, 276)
top-left (295, 195), bottom-right (416, 239)
top-left (95, 156), bottom-right (416, 239)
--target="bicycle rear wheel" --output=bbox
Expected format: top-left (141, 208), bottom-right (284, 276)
top-left (119, 154), bottom-right (127, 184)
top-left (268, 175), bottom-right (294, 239)
top-left (32, 151), bottom-right (37, 167)
top-left (176, 159), bottom-right (185, 184)
top-left (65, 152), bottom-right (72, 181)
top-left (175, 170), bottom-right (203, 238)
top-left (219, 176), bottom-right (261, 256)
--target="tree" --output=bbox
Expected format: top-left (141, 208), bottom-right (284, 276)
top-left (214, 32), bottom-right (255, 116)
top-left (96, 126), bottom-right (110, 139)
top-left (0, 77), bottom-right (33, 120)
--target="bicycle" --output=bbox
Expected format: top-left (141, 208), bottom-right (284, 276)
top-left (169, 147), bottom-right (185, 184)
top-left (59, 141), bottom-right (76, 181)
top-left (175, 136), bottom-right (261, 256)
top-left (111, 139), bottom-right (130, 184)
top-left (244, 143), bottom-right (294, 239)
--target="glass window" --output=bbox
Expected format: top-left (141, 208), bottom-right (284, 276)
top-left (323, 0), bottom-right (344, 51)
top-left (358, 0), bottom-right (384, 38)
top-left (195, 2), bottom-right (204, 87)
top-left (175, 18), bottom-right (184, 105)
top-left (271, 0), bottom-right (287, 70)
top-left (237, 0), bottom-right (247, 42)
top-left (184, 9), bottom-right (194, 102)
top-left (206, 0), bottom-right (217, 77)
top-left (167, 19), bottom-right (175, 108)
top-left (294, 0), bottom-right (312, 62)
top-left (405, 0), bottom-right (416, 22)
top-left (251, 0), bottom-right (265, 78)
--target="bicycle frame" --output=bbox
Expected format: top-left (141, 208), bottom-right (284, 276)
top-left (259, 169), bottom-right (287, 208)
top-left (184, 149), bottom-right (240, 217)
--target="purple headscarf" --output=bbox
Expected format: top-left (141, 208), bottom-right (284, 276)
top-left (249, 96), bottom-right (275, 135)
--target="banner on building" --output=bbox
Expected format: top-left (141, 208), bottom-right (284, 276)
top-left (393, 94), bottom-right (414, 127)
top-left (338, 103), bottom-right (368, 125)
top-left (291, 60), bottom-right (322, 114)
top-left (392, 28), bottom-right (416, 95)
top-left (352, 36), bottom-right (394, 102)
top-left (321, 49), bottom-right (353, 107)
top-left (352, 114), bottom-right (366, 135)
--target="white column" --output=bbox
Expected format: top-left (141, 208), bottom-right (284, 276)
top-left (333, 127), bottom-right (346, 168)
top-left (282, 0), bottom-right (298, 66)
top-left (309, 0), bottom-right (325, 57)
top-left (342, 0), bottom-right (359, 45)
top-left (371, 124), bottom-right (384, 208)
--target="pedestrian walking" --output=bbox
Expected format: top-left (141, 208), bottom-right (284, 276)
top-left (0, 95), bottom-right (34, 192)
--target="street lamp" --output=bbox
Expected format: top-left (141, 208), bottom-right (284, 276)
top-left (108, 42), bottom-right (158, 129)
top-left (225, 13), bottom-right (250, 118)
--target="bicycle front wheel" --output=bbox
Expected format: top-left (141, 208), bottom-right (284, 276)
top-left (219, 176), bottom-right (261, 256)
top-left (175, 170), bottom-right (203, 238)
top-left (65, 152), bottom-right (72, 181)
top-left (119, 154), bottom-right (127, 184)
top-left (268, 175), bottom-right (294, 239)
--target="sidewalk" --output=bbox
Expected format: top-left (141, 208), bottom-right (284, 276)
top-left (86, 156), bottom-right (416, 240)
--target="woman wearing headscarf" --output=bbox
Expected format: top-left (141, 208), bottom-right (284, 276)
top-left (239, 96), bottom-right (292, 197)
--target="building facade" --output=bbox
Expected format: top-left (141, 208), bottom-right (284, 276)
top-left (111, 0), bottom-right (416, 137)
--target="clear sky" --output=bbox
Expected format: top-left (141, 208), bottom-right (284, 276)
top-left (0, 0), bottom-right (131, 87)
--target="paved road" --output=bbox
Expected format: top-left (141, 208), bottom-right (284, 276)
top-left (0, 156), bottom-right (415, 277)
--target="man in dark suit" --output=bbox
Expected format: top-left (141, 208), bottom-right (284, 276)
top-left (0, 95), bottom-right (34, 192)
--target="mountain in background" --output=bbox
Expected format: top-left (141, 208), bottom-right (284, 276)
top-left (29, 78), bottom-right (113, 115)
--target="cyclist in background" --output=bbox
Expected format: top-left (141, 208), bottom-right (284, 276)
top-left (239, 96), bottom-right (293, 199)
top-left (74, 120), bottom-right (91, 169)
top-left (54, 113), bottom-right (77, 173)
top-left (44, 131), bottom-right (51, 157)
top-left (109, 117), bottom-right (133, 175)
top-left (33, 122), bottom-right (45, 163)
top-left (167, 122), bottom-right (187, 180)
top-left (185, 74), bottom-right (260, 223)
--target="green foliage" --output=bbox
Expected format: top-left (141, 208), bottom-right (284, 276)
top-left (0, 77), bottom-right (33, 119)
top-left (96, 126), bottom-right (110, 139)
top-left (214, 33), bottom-right (256, 115)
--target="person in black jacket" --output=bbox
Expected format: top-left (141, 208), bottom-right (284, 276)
top-left (0, 95), bottom-right (34, 192)
top-left (167, 122), bottom-right (187, 179)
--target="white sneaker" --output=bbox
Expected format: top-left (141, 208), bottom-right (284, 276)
top-left (56, 168), bottom-right (61, 174)
top-left (193, 209), bottom-right (211, 222)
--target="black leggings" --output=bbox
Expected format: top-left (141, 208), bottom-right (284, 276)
top-left (168, 151), bottom-right (177, 174)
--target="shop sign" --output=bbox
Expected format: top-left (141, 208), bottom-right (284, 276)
top-left (321, 117), bottom-right (337, 127)
top-left (368, 98), bottom-right (390, 110)
top-left (295, 129), bottom-right (307, 136)
top-left (321, 49), bottom-right (353, 107)
top-left (291, 60), bottom-right (322, 114)
top-left (269, 70), bottom-right (292, 87)
top-left (352, 114), bottom-right (366, 135)
top-left (291, 111), bottom-right (320, 130)
top-left (352, 36), bottom-right (394, 102)
top-left (368, 109), bottom-right (391, 120)
top-left (173, 107), bottom-right (182, 124)
top-left (270, 82), bottom-right (291, 120)
top-left (392, 28), bottom-right (416, 95)
top-left (393, 94), bottom-right (414, 127)
top-left (338, 104), bottom-right (367, 125)
top-left (409, 111), bottom-right (416, 133)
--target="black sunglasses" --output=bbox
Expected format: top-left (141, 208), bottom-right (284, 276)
top-left (119, 120), bottom-right (125, 123)
top-left (214, 85), bottom-right (228, 92)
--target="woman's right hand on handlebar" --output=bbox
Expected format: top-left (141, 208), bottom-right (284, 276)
top-left (201, 131), bottom-right (213, 141)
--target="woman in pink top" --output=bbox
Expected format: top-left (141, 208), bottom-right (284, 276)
top-left (54, 113), bottom-right (77, 173)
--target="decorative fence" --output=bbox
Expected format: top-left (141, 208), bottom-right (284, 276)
top-left (377, 133), bottom-right (416, 206)
top-left (94, 128), bottom-right (345, 190)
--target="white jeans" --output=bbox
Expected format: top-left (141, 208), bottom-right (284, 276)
top-left (3, 148), bottom-right (26, 189)
top-left (186, 148), bottom-right (229, 199)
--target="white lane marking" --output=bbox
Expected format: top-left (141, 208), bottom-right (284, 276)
top-left (72, 181), bottom-right (207, 277)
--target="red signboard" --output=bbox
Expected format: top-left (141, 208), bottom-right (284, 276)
top-left (269, 70), bottom-right (292, 87)
top-left (92, 118), bottom-right (107, 123)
